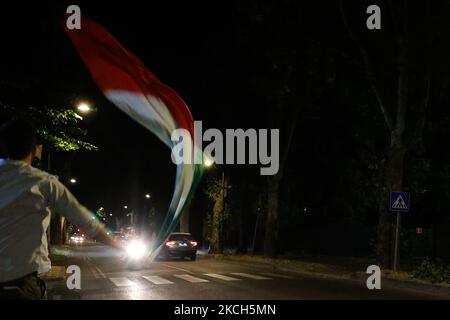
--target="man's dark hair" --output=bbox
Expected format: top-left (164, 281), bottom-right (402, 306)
top-left (0, 119), bottom-right (38, 160)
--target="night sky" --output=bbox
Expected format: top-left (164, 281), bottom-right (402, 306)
top-left (0, 1), bottom-right (271, 217)
top-left (0, 1), bottom-right (386, 218)
top-left (2, 1), bottom-right (448, 235)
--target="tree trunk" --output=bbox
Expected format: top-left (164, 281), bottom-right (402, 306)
top-left (264, 174), bottom-right (280, 257)
top-left (202, 215), bottom-right (209, 248)
top-left (50, 213), bottom-right (64, 245)
top-left (237, 208), bottom-right (246, 254)
top-left (61, 217), bottom-right (67, 244)
top-left (377, 10), bottom-right (409, 267)
top-left (209, 195), bottom-right (223, 254)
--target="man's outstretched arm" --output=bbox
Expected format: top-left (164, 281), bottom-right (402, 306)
top-left (43, 176), bottom-right (123, 250)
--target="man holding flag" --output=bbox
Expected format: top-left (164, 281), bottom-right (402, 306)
top-left (0, 11), bottom-right (201, 299)
top-left (0, 119), bottom-right (120, 299)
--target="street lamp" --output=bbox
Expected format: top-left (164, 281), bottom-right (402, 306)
top-left (145, 194), bottom-right (151, 199)
top-left (203, 153), bottom-right (214, 168)
top-left (204, 158), bottom-right (214, 168)
top-left (70, 178), bottom-right (77, 184)
top-left (124, 205), bottom-right (128, 209)
top-left (77, 102), bottom-right (92, 113)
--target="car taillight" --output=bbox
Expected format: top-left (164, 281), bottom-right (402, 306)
top-left (190, 241), bottom-right (198, 247)
top-left (165, 241), bottom-right (176, 247)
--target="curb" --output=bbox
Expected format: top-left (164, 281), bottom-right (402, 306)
top-left (42, 266), bottom-right (66, 281)
top-left (276, 266), bottom-right (356, 281)
top-left (212, 255), bottom-right (450, 297)
top-left (209, 255), bottom-right (356, 281)
top-left (355, 272), bottom-right (450, 298)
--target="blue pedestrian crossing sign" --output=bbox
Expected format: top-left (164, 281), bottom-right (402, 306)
top-left (390, 191), bottom-right (410, 212)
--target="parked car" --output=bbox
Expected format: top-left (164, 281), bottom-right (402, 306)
top-left (158, 232), bottom-right (198, 261)
top-left (69, 233), bottom-right (85, 243)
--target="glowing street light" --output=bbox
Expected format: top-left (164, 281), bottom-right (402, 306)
top-left (77, 102), bottom-right (92, 113)
top-left (145, 194), bottom-right (151, 199)
top-left (204, 158), bottom-right (214, 168)
top-left (124, 205), bottom-right (128, 209)
top-left (70, 178), bottom-right (77, 184)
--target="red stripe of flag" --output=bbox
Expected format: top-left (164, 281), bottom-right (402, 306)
top-left (62, 17), bottom-right (194, 136)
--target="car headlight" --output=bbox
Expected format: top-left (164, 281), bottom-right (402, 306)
top-left (126, 240), bottom-right (147, 259)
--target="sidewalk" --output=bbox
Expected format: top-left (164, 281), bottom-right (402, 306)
top-left (41, 245), bottom-right (73, 281)
top-left (208, 254), bottom-right (450, 298)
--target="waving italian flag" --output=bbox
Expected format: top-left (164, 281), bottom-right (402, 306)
top-left (63, 17), bottom-right (203, 258)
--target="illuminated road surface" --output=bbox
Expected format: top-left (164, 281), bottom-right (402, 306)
top-left (47, 244), bottom-right (448, 300)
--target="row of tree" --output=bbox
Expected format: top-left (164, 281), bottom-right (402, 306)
top-left (200, 0), bottom-right (450, 267)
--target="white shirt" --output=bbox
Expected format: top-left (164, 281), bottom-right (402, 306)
top-left (0, 159), bottom-right (104, 282)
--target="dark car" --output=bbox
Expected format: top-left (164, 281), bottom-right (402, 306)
top-left (158, 232), bottom-right (198, 261)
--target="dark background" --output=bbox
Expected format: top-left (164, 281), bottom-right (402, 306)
top-left (1, 1), bottom-right (450, 259)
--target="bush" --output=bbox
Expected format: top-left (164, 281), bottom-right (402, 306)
top-left (413, 257), bottom-right (450, 284)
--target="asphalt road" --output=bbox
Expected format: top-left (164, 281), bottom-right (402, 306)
top-left (47, 243), bottom-right (447, 300)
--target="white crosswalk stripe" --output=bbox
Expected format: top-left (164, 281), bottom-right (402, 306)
top-left (231, 273), bottom-right (272, 280)
top-left (142, 275), bottom-right (174, 285)
top-left (174, 274), bottom-right (209, 283)
top-left (259, 272), bottom-right (295, 279)
top-left (109, 277), bottom-right (137, 287)
top-left (204, 273), bottom-right (241, 281)
top-left (107, 272), bottom-right (274, 287)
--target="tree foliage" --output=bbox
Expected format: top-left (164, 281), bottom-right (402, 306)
top-left (1, 103), bottom-right (97, 152)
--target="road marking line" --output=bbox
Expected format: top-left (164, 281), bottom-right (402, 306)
top-left (174, 274), bottom-right (209, 283)
top-left (231, 273), bottom-right (272, 280)
top-left (142, 275), bottom-right (174, 285)
top-left (109, 277), bottom-right (136, 287)
top-left (260, 272), bottom-right (296, 279)
top-left (204, 273), bottom-right (241, 281)
top-left (89, 266), bottom-right (100, 279)
top-left (162, 264), bottom-right (194, 274)
top-left (85, 257), bottom-right (103, 279)
top-left (94, 266), bottom-right (107, 279)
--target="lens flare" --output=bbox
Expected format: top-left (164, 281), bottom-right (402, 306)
top-left (126, 240), bottom-right (147, 259)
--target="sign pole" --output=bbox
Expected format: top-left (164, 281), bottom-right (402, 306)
top-left (393, 211), bottom-right (401, 272)
top-left (390, 191), bottom-right (409, 272)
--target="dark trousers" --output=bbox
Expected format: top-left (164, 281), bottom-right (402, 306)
top-left (0, 272), bottom-right (47, 300)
